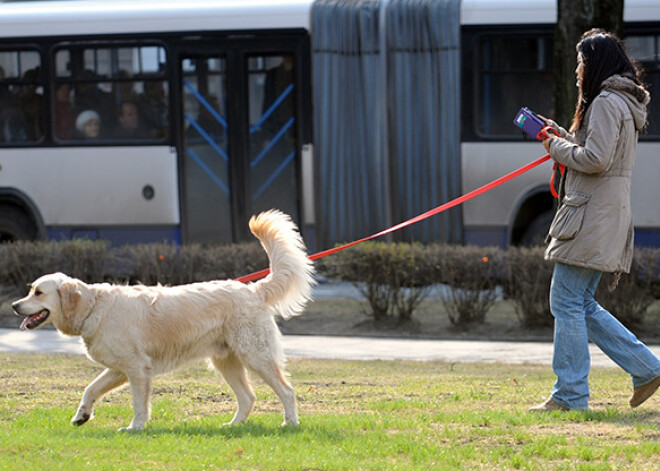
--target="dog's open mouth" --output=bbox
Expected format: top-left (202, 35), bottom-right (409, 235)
top-left (19, 309), bottom-right (50, 331)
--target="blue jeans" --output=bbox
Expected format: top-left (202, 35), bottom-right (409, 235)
top-left (549, 263), bottom-right (660, 409)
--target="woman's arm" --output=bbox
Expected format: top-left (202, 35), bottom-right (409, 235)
top-left (543, 96), bottom-right (621, 174)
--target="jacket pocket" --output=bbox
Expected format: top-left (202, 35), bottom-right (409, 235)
top-left (549, 191), bottom-right (591, 240)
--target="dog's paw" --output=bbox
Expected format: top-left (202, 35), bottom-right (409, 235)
top-left (119, 424), bottom-right (145, 433)
top-left (223, 415), bottom-right (249, 426)
top-left (71, 412), bottom-right (92, 426)
top-left (119, 419), bottom-right (146, 433)
top-left (223, 419), bottom-right (243, 427)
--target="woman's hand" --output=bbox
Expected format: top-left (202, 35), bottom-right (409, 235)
top-left (543, 137), bottom-right (553, 153)
top-left (537, 113), bottom-right (550, 125)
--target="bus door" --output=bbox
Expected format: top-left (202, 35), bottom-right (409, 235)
top-left (178, 36), bottom-right (311, 244)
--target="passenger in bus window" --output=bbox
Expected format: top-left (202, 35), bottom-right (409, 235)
top-left (75, 110), bottom-right (101, 140)
top-left (113, 69), bottom-right (139, 106)
top-left (113, 101), bottom-right (147, 139)
top-left (54, 83), bottom-right (75, 140)
top-left (0, 66), bottom-right (10, 103)
top-left (17, 68), bottom-right (43, 141)
top-left (0, 67), bottom-right (23, 143)
top-left (262, 56), bottom-right (294, 135)
top-left (137, 80), bottom-right (168, 138)
top-left (0, 66), bottom-right (30, 143)
top-left (74, 69), bottom-right (113, 121)
top-left (530, 29), bottom-right (660, 412)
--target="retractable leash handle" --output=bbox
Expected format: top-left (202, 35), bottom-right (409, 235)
top-left (514, 107), bottom-right (547, 139)
top-left (513, 108), bottom-right (564, 198)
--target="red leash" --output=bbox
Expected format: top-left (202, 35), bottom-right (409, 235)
top-left (236, 154), bottom-right (552, 283)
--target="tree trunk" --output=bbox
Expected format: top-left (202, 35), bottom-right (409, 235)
top-left (554, 0), bottom-right (624, 128)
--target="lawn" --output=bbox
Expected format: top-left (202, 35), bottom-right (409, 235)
top-left (1, 354), bottom-right (659, 470)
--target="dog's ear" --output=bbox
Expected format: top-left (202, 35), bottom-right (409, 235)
top-left (59, 281), bottom-right (82, 318)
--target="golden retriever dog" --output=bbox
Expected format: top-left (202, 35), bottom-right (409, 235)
top-left (12, 210), bottom-right (314, 431)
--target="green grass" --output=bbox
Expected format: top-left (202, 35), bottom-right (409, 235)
top-left (1, 354), bottom-right (659, 470)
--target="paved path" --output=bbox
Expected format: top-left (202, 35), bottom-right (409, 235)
top-left (3, 327), bottom-right (659, 368)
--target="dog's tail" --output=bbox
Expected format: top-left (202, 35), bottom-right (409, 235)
top-left (249, 210), bottom-right (315, 318)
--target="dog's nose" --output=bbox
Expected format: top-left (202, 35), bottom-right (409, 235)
top-left (11, 301), bottom-right (20, 312)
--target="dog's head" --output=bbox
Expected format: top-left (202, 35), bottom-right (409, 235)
top-left (12, 272), bottom-right (94, 335)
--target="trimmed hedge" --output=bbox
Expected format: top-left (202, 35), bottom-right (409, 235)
top-left (432, 244), bottom-right (503, 327)
top-left (504, 246), bottom-right (553, 328)
top-left (117, 242), bottom-right (267, 285)
top-left (323, 242), bottom-right (504, 328)
top-left (319, 242), bottom-right (434, 323)
top-left (0, 239), bottom-right (267, 296)
top-left (595, 247), bottom-right (660, 329)
top-left (0, 239), bottom-right (658, 330)
top-left (324, 241), bottom-right (660, 329)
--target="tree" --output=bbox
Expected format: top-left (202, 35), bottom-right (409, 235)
top-left (553, 0), bottom-right (624, 128)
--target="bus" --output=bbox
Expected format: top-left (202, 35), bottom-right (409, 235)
top-left (0, 0), bottom-right (314, 245)
top-left (0, 0), bottom-right (658, 250)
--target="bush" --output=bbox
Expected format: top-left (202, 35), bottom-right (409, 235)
top-left (595, 247), bottom-right (660, 328)
top-left (504, 247), bottom-right (660, 329)
top-left (0, 239), bottom-right (113, 308)
top-left (504, 246), bottom-right (554, 328)
top-left (322, 241), bottom-right (434, 323)
top-left (0, 239), bottom-right (112, 287)
top-left (431, 244), bottom-right (502, 327)
top-left (323, 242), bottom-right (504, 328)
top-left (115, 242), bottom-right (270, 286)
top-left (1, 239), bottom-right (658, 335)
top-left (0, 240), bottom-right (268, 289)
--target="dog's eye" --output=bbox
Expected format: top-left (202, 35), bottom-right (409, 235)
top-left (34, 290), bottom-right (43, 297)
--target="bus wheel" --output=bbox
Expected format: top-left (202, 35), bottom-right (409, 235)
top-left (0, 206), bottom-right (38, 242)
top-left (520, 210), bottom-right (554, 246)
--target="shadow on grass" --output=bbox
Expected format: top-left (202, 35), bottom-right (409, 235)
top-left (79, 415), bottom-right (346, 442)
top-left (153, 421), bottom-right (303, 438)
top-left (70, 407), bottom-right (660, 443)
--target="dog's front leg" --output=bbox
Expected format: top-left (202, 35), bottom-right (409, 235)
top-left (120, 372), bottom-right (152, 432)
top-left (72, 368), bottom-right (127, 426)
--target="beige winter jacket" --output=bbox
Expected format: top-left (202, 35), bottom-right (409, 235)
top-left (544, 75), bottom-right (650, 273)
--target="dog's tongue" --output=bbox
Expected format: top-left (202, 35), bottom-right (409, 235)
top-left (19, 312), bottom-right (47, 331)
top-left (19, 316), bottom-right (32, 331)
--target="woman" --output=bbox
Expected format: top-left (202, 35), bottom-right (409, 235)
top-left (531, 29), bottom-right (660, 411)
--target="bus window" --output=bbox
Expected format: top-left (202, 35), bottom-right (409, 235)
top-left (54, 44), bottom-right (169, 141)
top-left (247, 54), bottom-right (299, 220)
top-left (181, 56), bottom-right (232, 244)
top-left (475, 34), bottom-right (553, 137)
top-left (627, 34), bottom-right (660, 137)
top-left (0, 49), bottom-right (43, 144)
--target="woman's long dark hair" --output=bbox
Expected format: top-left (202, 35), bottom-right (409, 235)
top-left (571, 29), bottom-right (643, 132)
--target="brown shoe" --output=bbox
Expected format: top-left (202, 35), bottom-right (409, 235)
top-left (630, 375), bottom-right (660, 408)
top-left (529, 397), bottom-right (569, 412)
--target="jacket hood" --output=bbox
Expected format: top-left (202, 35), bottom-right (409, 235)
top-left (601, 75), bottom-right (650, 131)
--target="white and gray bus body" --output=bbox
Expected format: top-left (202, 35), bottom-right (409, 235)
top-left (0, 0), bottom-right (658, 249)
